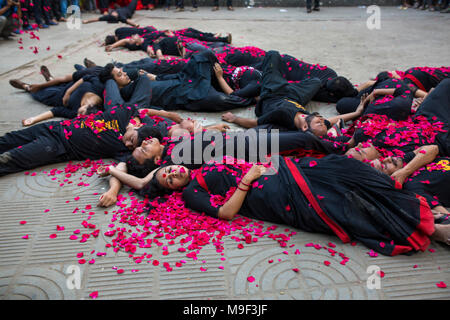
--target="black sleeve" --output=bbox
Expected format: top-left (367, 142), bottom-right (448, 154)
top-left (83, 75), bottom-right (105, 97)
top-left (403, 181), bottom-right (439, 208)
top-left (99, 15), bottom-right (118, 23)
top-left (182, 181), bottom-right (220, 218)
top-left (50, 106), bottom-right (78, 119)
top-left (231, 82), bottom-right (261, 98)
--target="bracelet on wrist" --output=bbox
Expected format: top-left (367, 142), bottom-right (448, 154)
top-left (237, 186), bottom-right (249, 192)
top-left (240, 180), bottom-right (251, 187)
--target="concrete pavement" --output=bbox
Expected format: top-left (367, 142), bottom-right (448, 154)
top-left (0, 7), bottom-right (449, 301)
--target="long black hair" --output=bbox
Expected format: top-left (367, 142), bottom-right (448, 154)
top-left (125, 125), bottom-right (164, 178)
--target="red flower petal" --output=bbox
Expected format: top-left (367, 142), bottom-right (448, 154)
top-left (89, 291), bottom-right (98, 299)
top-left (436, 281), bottom-right (447, 289)
top-left (247, 276), bottom-right (255, 282)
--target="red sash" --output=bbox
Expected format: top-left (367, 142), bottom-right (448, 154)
top-left (404, 74), bottom-right (426, 92)
top-left (284, 157), bottom-right (351, 243)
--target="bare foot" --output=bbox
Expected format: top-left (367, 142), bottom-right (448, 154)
top-left (432, 224), bottom-right (450, 245)
top-left (222, 112), bottom-right (237, 123)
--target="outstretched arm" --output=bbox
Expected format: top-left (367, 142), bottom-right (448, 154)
top-left (97, 162), bottom-right (127, 207)
top-left (221, 112), bottom-right (258, 129)
top-left (105, 38), bottom-right (130, 52)
top-left (327, 93), bottom-right (368, 125)
top-left (139, 108), bottom-right (183, 124)
top-left (98, 164), bottom-right (158, 190)
top-left (82, 17), bottom-right (100, 24)
top-left (22, 110), bottom-right (55, 127)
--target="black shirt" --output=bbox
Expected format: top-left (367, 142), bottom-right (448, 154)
top-left (59, 105), bottom-right (138, 161)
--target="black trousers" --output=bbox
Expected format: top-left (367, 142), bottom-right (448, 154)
top-left (257, 50), bottom-right (321, 113)
top-left (103, 75), bottom-right (152, 110)
top-left (306, 0), bottom-right (320, 9)
top-left (177, 0), bottom-right (198, 7)
top-left (213, 0), bottom-right (232, 6)
top-left (0, 122), bottom-right (73, 176)
top-left (184, 87), bottom-right (254, 112)
top-left (33, 0), bottom-right (52, 25)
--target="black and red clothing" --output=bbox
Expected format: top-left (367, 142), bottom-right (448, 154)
top-left (182, 155), bottom-right (435, 256)
top-left (402, 66), bottom-right (450, 92)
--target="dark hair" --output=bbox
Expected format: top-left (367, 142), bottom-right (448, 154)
top-left (136, 125), bottom-right (163, 146)
top-left (85, 105), bottom-right (103, 115)
top-left (125, 125), bottom-right (164, 178)
top-left (326, 76), bottom-right (358, 99)
top-left (99, 63), bottom-right (115, 83)
top-left (125, 154), bottom-right (159, 178)
top-left (375, 71), bottom-right (390, 82)
top-left (336, 97), bottom-right (361, 114)
top-left (105, 35), bottom-right (116, 46)
top-left (305, 112), bottom-right (321, 128)
top-left (138, 167), bottom-right (173, 199)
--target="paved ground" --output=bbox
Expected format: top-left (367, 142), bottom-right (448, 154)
top-left (0, 7), bottom-right (449, 302)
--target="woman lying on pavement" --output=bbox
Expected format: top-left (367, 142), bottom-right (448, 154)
top-left (97, 154), bottom-right (450, 253)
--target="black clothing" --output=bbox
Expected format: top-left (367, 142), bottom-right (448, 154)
top-left (149, 51), bottom-right (254, 111)
top-left (159, 129), bottom-right (343, 170)
top-left (104, 74), bottom-right (152, 110)
top-left (30, 75), bottom-right (104, 119)
top-left (115, 26), bottom-right (158, 39)
top-left (182, 155), bottom-right (434, 256)
top-left (337, 77), bottom-right (414, 121)
top-left (255, 51), bottom-right (322, 130)
top-left (152, 36), bottom-right (181, 56)
top-left (306, 0), bottom-right (320, 9)
top-left (99, 0), bottom-right (137, 23)
top-left (0, 105), bottom-right (139, 176)
top-left (403, 156), bottom-right (450, 208)
top-left (403, 67), bottom-right (450, 92)
top-left (118, 58), bottom-right (186, 77)
top-left (414, 78), bottom-right (450, 156)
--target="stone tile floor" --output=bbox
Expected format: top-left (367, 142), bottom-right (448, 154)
top-left (0, 7), bottom-right (449, 301)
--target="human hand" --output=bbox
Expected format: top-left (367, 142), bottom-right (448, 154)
top-left (22, 117), bottom-right (35, 127)
top-left (96, 165), bottom-right (111, 177)
top-left (243, 165), bottom-right (267, 183)
top-left (97, 190), bottom-right (117, 207)
top-left (62, 93), bottom-right (70, 106)
top-left (390, 168), bottom-right (408, 185)
top-left (213, 63), bottom-right (223, 78)
top-left (355, 93), bottom-right (369, 115)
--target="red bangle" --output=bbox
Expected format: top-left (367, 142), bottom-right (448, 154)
top-left (238, 186), bottom-right (249, 192)
top-left (240, 180), bottom-right (251, 187)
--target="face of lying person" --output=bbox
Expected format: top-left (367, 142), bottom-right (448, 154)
top-left (111, 67), bottom-right (131, 87)
top-left (308, 115), bottom-right (328, 137)
top-left (294, 113), bottom-right (308, 132)
top-left (132, 138), bottom-right (163, 165)
top-left (168, 119), bottom-right (202, 137)
top-left (345, 142), bottom-right (380, 162)
top-left (122, 126), bottom-right (139, 150)
top-left (370, 156), bottom-right (404, 175)
top-left (130, 34), bottom-right (144, 45)
top-left (156, 165), bottom-right (191, 190)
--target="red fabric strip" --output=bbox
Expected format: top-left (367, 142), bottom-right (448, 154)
top-left (284, 157), bottom-right (351, 243)
top-left (404, 74), bottom-right (427, 92)
top-left (196, 172), bottom-right (209, 193)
